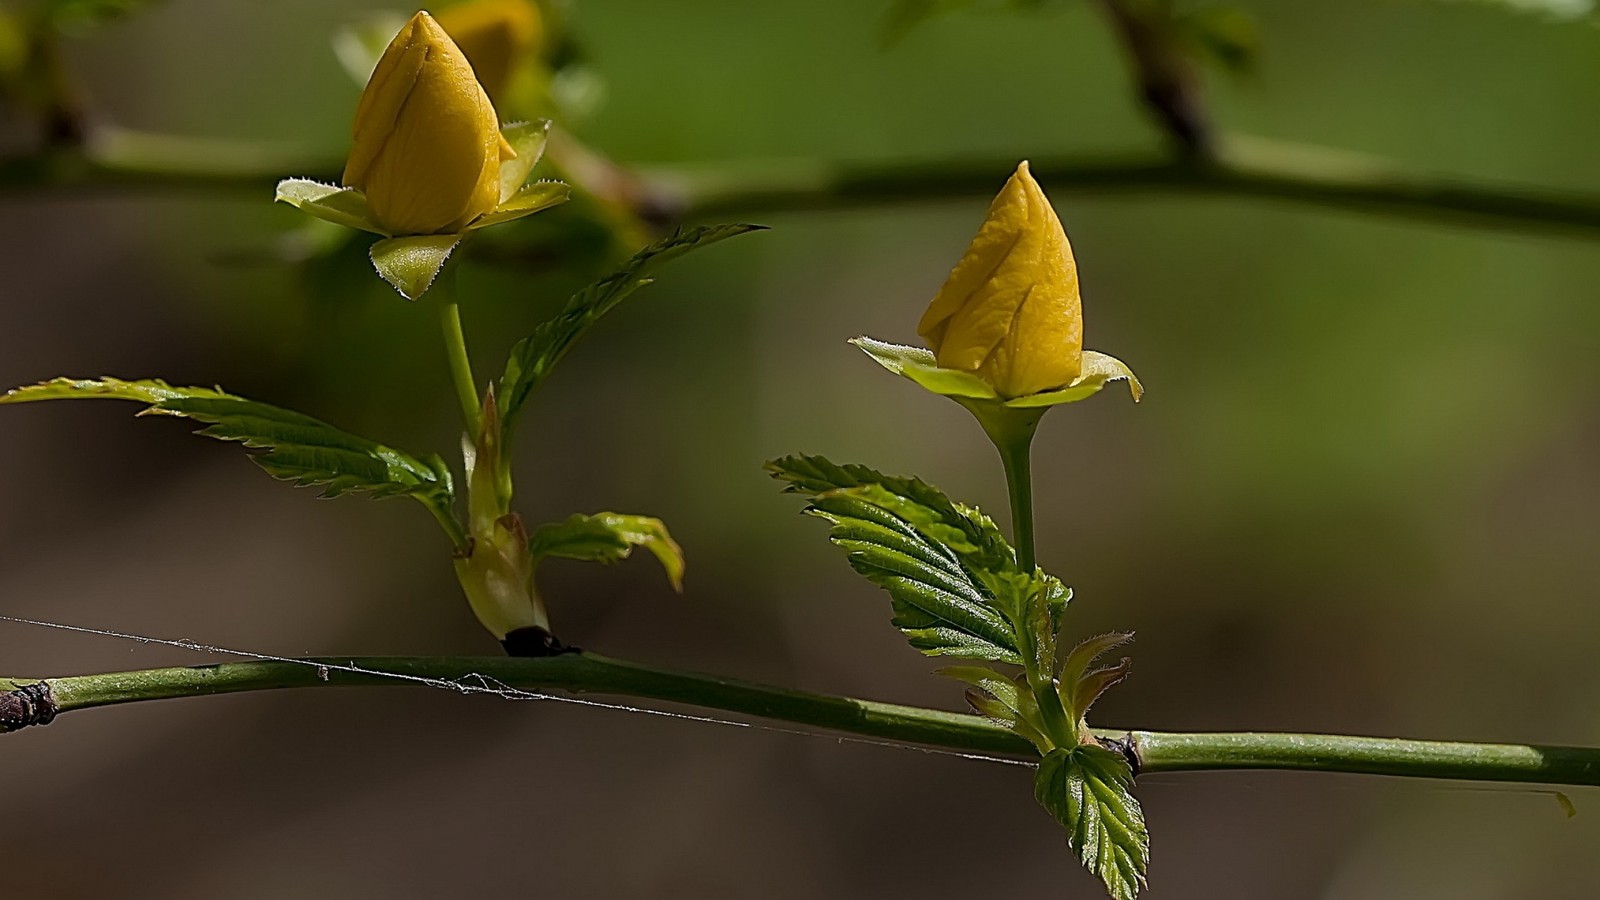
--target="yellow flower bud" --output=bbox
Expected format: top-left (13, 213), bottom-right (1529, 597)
top-left (917, 161), bottom-right (1083, 399)
top-left (342, 11), bottom-right (516, 236)
top-left (436, 0), bottom-right (544, 106)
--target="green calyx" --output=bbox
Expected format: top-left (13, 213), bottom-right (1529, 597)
top-left (275, 119), bottom-right (570, 300)
top-left (851, 336), bottom-right (1143, 409)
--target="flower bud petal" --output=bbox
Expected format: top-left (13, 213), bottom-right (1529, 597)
top-left (917, 161), bottom-right (1083, 399)
top-left (436, 0), bottom-right (544, 105)
top-left (342, 11), bottom-right (515, 236)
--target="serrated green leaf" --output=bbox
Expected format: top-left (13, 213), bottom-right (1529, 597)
top-left (1035, 745), bottom-right (1150, 900)
top-left (767, 454), bottom-right (1015, 577)
top-left (770, 455), bottom-right (1026, 663)
top-left (528, 512), bottom-right (684, 592)
top-left (369, 234), bottom-right (463, 301)
top-left (0, 377), bottom-right (457, 525)
top-left (497, 223), bottom-right (765, 439)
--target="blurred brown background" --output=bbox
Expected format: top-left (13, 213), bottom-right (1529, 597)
top-left (2, 0), bottom-right (1600, 897)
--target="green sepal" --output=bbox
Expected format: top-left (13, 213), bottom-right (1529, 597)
top-left (497, 223), bottom-right (765, 438)
top-left (0, 377), bottom-right (459, 536)
top-left (851, 337), bottom-right (1143, 408)
top-left (275, 179), bottom-right (387, 236)
top-left (472, 180), bottom-right (571, 230)
top-left (494, 120), bottom-right (553, 202)
top-left (369, 234), bottom-right (463, 301)
top-left (1005, 352), bottom-right (1144, 408)
top-left (529, 512), bottom-right (685, 593)
top-left (1035, 745), bottom-right (1150, 900)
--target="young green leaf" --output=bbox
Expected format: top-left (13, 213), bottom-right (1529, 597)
top-left (938, 665), bottom-right (1052, 752)
top-left (496, 223), bottom-right (765, 438)
top-left (528, 512), bottom-right (684, 592)
top-left (1056, 632), bottom-right (1134, 724)
top-left (769, 455), bottom-right (1024, 663)
top-left (0, 377), bottom-right (460, 539)
top-left (767, 454), bottom-right (1016, 580)
top-left (1035, 745), bottom-right (1150, 900)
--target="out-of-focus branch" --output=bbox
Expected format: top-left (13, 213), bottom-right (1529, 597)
top-left (5, 131), bottom-right (1600, 239)
top-left (5, 654), bottom-right (1600, 789)
top-left (669, 136), bottom-right (1600, 238)
top-left (1088, 0), bottom-right (1213, 156)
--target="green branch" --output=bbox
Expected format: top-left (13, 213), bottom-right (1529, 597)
top-left (6, 133), bottom-right (1600, 239)
top-left (7, 653), bottom-right (1599, 788)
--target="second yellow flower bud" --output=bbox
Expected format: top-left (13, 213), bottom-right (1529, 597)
top-left (918, 161), bottom-right (1084, 399)
top-left (343, 10), bottom-right (516, 236)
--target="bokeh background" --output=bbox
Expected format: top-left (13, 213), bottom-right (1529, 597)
top-left (2, 0), bottom-right (1600, 897)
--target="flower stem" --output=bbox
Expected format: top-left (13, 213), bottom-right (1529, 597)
top-left (964, 402), bottom-right (1047, 571)
top-left (436, 266), bottom-right (481, 437)
top-left (998, 434), bottom-right (1037, 571)
top-left (9, 656), bottom-right (1600, 788)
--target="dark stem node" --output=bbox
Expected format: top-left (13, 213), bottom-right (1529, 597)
top-left (0, 681), bottom-right (57, 733)
top-left (1100, 731), bottom-right (1143, 779)
top-left (500, 626), bottom-right (580, 658)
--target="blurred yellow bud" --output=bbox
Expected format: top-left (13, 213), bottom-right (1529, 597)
top-left (437, 0), bottom-right (544, 105)
top-left (917, 161), bottom-right (1083, 399)
top-left (342, 10), bottom-right (516, 236)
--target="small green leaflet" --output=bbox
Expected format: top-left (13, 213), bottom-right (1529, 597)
top-left (1056, 632), bottom-right (1134, 725)
top-left (0, 377), bottom-right (456, 517)
top-left (767, 454), bottom-right (1026, 663)
top-left (1035, 745), bottom-right (1150, 900)
top-left (938, 664), bottom-right (1053, 753)
top-left (528, 512), bottom-right (685, 592)
top-left (496, 223), bottom-right (765, 437)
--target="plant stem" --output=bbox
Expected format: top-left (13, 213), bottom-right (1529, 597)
top-left (965, 402), bottom-right (1047, 571)
top-left (436, 267), bottom-right (481, 438)
top-left (8, 136), bottom-right (1600, 239)
top-left (1130, 730), bottom-right (1600, 785)
top-left (999, 434), bottom-right (1037, 571)
top-left (8, 655), bottom-right (1600, 787)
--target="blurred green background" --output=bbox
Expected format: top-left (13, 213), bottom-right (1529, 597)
top-left (2, 0), bottom-right (1599, 897)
